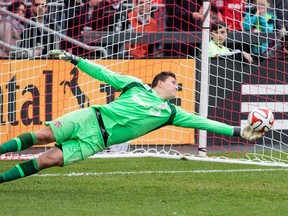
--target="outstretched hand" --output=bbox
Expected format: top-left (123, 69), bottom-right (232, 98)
top-left (49, 50), bottom-right (81, 65)
top-left (241, 124), bottom-right (263, 141)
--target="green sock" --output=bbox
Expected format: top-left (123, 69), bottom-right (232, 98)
top-left (0, 132), bottom-right (36, 154)
top-left (0, 158), bottom-right (40, 184)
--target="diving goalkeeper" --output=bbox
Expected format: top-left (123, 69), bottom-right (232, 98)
top-left (0, 50), bottom-right (263, 184)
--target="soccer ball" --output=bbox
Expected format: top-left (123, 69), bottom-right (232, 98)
top-left (248, 107), bottom-right (274, 132)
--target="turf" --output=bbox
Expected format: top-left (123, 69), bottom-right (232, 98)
top-left (1, 158), bottom-right (288, 216)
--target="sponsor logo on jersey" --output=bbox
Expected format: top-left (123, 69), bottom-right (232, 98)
top-left (132, 94), bottom-right (150, 108)
top-left (132, 94), bottom-right (163, 116)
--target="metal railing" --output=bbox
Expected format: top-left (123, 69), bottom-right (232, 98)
top-left (0, 7), bottom-right (107, 58)
top-left (82, 31), bottom-right (283, 45)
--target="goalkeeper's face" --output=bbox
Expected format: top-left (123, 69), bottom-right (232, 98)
top-left (160, 76), bottom-right (179, 100)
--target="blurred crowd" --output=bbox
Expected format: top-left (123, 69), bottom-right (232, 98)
top-left (0, 0), bottom-right (287, 60)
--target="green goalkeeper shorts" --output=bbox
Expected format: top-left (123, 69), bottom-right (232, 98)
top-left (45, 107), bottom-right (105, 166)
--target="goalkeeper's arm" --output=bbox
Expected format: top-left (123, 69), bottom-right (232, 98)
top-left (49, 50), bottom-right (142, 91)
top-left (173, 107), bottom-right (263, 141)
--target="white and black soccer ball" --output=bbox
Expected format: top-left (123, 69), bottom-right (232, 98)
top-left (248, 107), bottom-right (274, 132)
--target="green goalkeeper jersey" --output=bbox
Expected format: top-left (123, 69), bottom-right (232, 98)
top-left (77, 59), bottom-right (235, 146)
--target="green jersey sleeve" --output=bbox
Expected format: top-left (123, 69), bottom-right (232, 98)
top-left (208, 40), bottom-right (231, 57)
top-left (173, 106), bottom-right (234, 136)
top-left (76, 58), bottom-right (142, 90)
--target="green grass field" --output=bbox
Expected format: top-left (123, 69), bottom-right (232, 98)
top-left (1, 158), bottom-right (288, 216)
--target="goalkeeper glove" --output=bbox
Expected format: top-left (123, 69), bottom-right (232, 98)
top-left (49, 50), bottom-right (81, 66)
top-left (240, 124), bottom-right (263, 141)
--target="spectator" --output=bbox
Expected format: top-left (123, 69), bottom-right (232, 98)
top-left (90, 0), bottom-right (129, 57)
top-left (0, 1), bottom-right (26, 57)
top-left (64, 0), bottom-right (86, 43)
top-left (126, 0), bottom-right (159, 58)
top-left (192, 0), bottom-right (224, 23)
top-left (128, 0), bottom-right (164, 22)
top-left (62, 0), bottom-right (102, 56)
top-left (209, 20), bottom-right (253, 63)
top-left (214, 0), bottom-right (245, 31)
top-left (165, 0), bottom-right (203, 32)
top-left (165, 0), bottom-right (203, 57)
top-left (265, 33), bottom-right (288, 59)
top-left (243, 0), bottom-right (277, 55)
top-left (22, 0), bottom-right (61, 57)
top-left (150, 0), bottom-right (165, 29)
top-left (91, 0), bottom-right (128, 31)
top-left (267, 0), bottom-right (288, 33)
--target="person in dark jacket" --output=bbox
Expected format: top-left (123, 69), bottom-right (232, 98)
top-left (90, 0), bottom-right (129, 57)
top-left (0, 1), bottom-right (27, 57)
top-left (164, 0), bottom-right (203, 57)
top-left (62, 0), bottom-right (101, 56)
top-left (22, 0), bottom-right (61, 57)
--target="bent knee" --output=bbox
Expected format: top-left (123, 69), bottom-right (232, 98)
top-left (37, 148), bottom-right (64, 169)
top-left (35, 127), bottom-right (55, 144)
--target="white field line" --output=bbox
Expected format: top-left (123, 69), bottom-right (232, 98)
top-left (35, 168), bottom-right (288, 177)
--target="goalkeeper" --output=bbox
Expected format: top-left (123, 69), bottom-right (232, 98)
top-left (0, 50), bottom-right (263, 184)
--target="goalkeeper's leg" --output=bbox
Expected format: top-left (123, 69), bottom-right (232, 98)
top-left (0, 127), bottom-right (55, 154)
top-left (0, 147), bottom-right (63, 184)
top-left (0, 132), bottom-right (36, 154)
top-left (0, 127), bottom-right (60, 184)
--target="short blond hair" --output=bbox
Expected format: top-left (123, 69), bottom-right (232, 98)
top-left (254, 0), bottom-right (270, 7)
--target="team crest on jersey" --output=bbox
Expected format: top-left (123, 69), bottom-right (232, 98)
top-left (159, 103), bottom-right (166, 109)
top-left (53, 120), bottom-right (62, 128)
top-left (150, 107), bottom-right (161, 116)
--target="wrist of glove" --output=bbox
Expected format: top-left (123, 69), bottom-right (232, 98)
top-left (240, 125), bottom-right (263, 141)
top-left (49, 50), bottom-right (81, 65)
